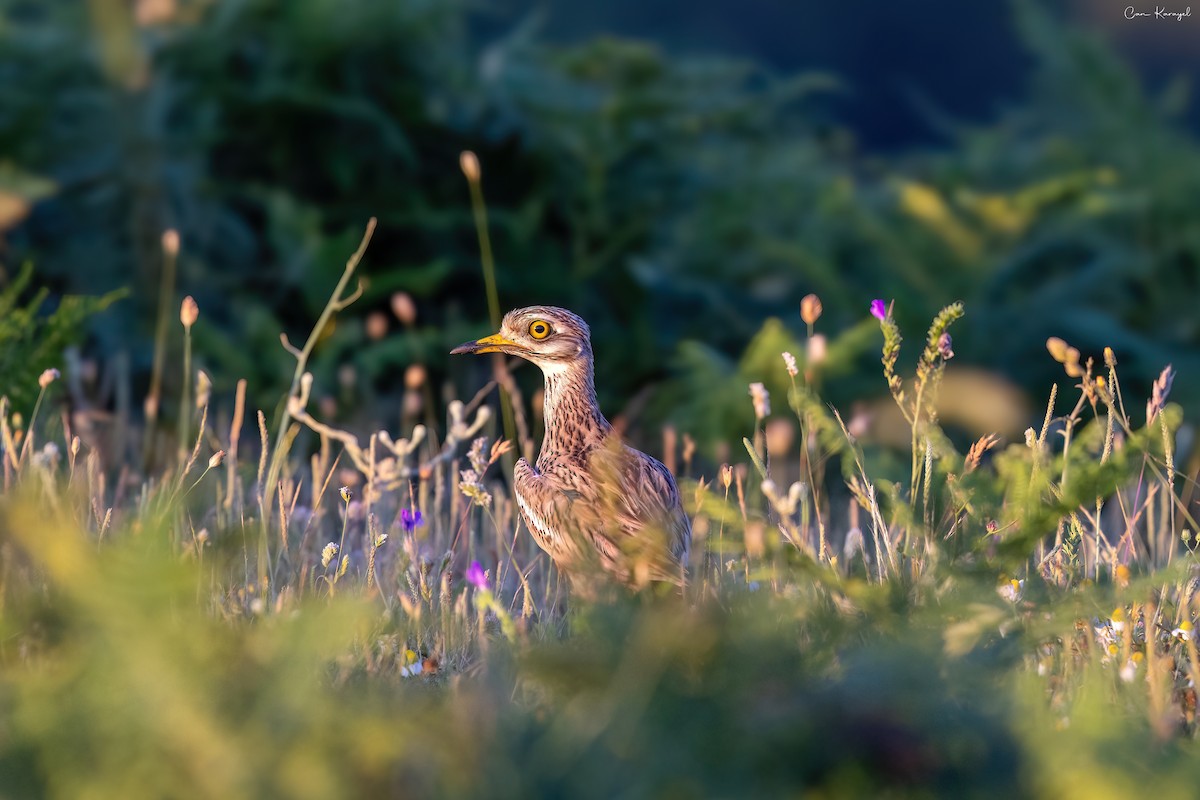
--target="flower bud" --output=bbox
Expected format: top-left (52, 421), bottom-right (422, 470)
top-left (180, 296), bottom-right (199, 328)
top-left (459, 151), bottom-right (481, 183)
top-left (800, 294), bottom-right (822, 326)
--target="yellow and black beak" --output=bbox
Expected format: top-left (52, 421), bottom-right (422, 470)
top-left (450, 332), bottom-right (522, 356)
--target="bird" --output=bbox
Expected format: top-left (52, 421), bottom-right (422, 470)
top-left (451, 306), bottom-right (690, 592)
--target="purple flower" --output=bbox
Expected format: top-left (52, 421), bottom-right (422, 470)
top-left (465, 560), bottom-right (488, 591)
top-left (869, 299), bottom-right (888, 321)
top-left (937, 332), bottom-right (954, 360)
top-left (398, 508), bottom-right (424, 533)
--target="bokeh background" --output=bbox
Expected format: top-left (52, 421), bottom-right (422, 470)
top-left (3, 0), bottom-right (1199, 457)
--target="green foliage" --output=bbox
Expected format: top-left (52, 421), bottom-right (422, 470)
top-left (0, 263), bottom-right (125, 411)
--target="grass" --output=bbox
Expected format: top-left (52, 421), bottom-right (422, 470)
top-left (1, 231), bottom-right (1199, 798)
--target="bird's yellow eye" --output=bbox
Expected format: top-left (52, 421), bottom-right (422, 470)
top-left (529, 320), bottom-right (551, 340)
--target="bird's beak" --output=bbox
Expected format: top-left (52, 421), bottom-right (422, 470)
top-left (450, 332), bottom-right (522, 355)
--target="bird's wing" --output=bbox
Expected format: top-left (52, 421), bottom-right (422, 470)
top-left (587, 442), bottom-right (692, 584)
top-left (514, 448), bottom-right (690, 585)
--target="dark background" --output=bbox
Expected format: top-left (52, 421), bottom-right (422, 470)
top-left (2, 0), bottom-right (1198, 456)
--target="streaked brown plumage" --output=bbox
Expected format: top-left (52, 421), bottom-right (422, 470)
top-left (452, 306), bottom-right (690, 590)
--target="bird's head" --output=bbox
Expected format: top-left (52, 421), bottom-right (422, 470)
top-left (451, 306), bottom-right (592, 371)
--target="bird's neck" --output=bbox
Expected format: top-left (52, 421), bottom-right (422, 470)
top-left (540, 358), bottom-right (612, 455)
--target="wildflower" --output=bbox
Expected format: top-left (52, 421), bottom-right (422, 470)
top-left (800, 293), bottom-right (823, 326)
top-left (1104, 346), bottom-right (1117, 368)
top-left (869, 299), bottom-right (888, 321)
top-left (207, 450), bottom-right (225, 469)
top-left (781, 351), bottom-right (798, 378)
top-left (180, 296), bottom-right (199, 328)
top-left (997, 579), bottom-right (1023, 603)
top-left (32, 442), bottom-right (60, 470)
top-left (1172, 620), bottom-right (1193, 642)
top-left (937, 332), bottom-right (954, 360)
top-left (467, 436), bottom-right (489, 473)
top-left (38, 368), bottom-right (60, 389)
top-left (1119, 658), bottom-right (1139, 683)
top-left (465, 560), bottom-right (488, 591)
top-left (400, 649), bottom-right (422, 677)
top-left (339, 486), bottom-right (352, 503)
top-left (986, 520), bottom-right (999, 534)
top-left (1111, 608), bottom-right (1126, 632)
top-left (321, 542), bottom-right (339, 568)
top-left (459, 469), bottom-right (492, 508)
top-left (749, 382), bottom-right (770, 419)
top-left (399, 508), bottom-right (424, 533)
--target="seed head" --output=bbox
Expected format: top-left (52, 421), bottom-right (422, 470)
top-left (339, 486), bottom-right (352, 503)
top-left (1046, 337), bottom-right (1070, 363)
top-left (208, 450), bottom-right (225, 469)
top-left (321, 542), bottom-right (339, 568)
top-left (459, 151), bottom-right (481, 183)
top-left (800, 293), bottom-right (822, 326)
top-left (38, 368), bottom-right (60, 389)
top-left (180, 296), bottom-right (199, 328)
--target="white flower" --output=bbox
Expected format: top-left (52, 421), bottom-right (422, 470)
top-left (748, 382), bottom-right (770, 419)
top-left (997, 579), bottom-right (1023, 603)
top-left (781, 352), bottom-right (798, 378)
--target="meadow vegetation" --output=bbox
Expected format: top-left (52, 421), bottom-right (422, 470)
top-left (1, 228), bottom-right (1198, 797)
top-left (3, 1), bottom-right (1200, 797)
